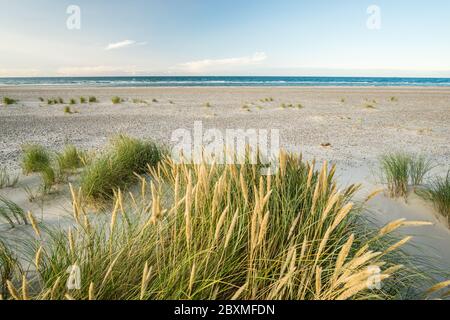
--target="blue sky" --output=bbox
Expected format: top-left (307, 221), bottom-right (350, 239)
top-left (1, 0), bottom-right (449, 77)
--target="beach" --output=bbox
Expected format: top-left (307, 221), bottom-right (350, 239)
top-left (1, 85), bottom-right (450, 296)
top-left (1, 86), bottom-right (449, 173)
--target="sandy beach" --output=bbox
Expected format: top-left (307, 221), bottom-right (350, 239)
top-left (1, 85), bottom-right (450, 297)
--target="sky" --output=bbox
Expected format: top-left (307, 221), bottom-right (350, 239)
top-left (0, 0), bottom-right (450, 77)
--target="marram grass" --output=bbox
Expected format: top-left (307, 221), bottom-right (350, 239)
top-left (80, 135), bottom-right (163, 203)
top-left (418, 171), bottom-right (450, 222)
top-left (1, 151), bottom-right (428, 300)
top-left (380, 153), bottom-right (433, 198)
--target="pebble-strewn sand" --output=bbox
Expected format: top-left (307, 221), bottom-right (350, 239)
top-left (1, 86), bottom-right (449, 173)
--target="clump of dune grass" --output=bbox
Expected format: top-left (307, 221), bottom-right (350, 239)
top-left (418, 171), bottom-right (450, 221)
top-left (0, 167), bottom-right (19, 189)
top-left (0, 196), bottom-right (28, 228)
top-left (80, 97), bottom-right (87, 104)
top-left (152, 98), bottom-right (158, 103)
top-left (132, 98), bottom-right (147, 104)
top-left (80, 135), bottom-right (163, 203)
top-left (64, 106), bottom-right (73, 114)
top-left (365, 104), bottom-right (376, 109)
top-left (6, 150), bottom-right (425, 300)
top-left (3, 97), bottom-right (17, 105)
top-left (297, 103), bottom-right (304, 109)
top-left (380, 153), bottom-right (433, 198)
top-left (21, 145), bottom-right (60, 193)
top-left (21, 145), bottom-right (51, 175)
top-left (69, 98), bottom-right (76, 105)
top-left (205, 102), bottom-right (212, 108)
top-left (169, 100), bottom-right (175, 104)
top-left (390, 97), bottom-right (398, 102)
top-left (111, 96), bottom-right (123, 104)
top-left (58, 97), bottom-right (64, 104)
top-left (89, 96), bottom-right (98, 103)
top-left (0, 240), bottom-right (22, 298)
top-left (47, 99), bottom-right (56, 105)
top-left (341, 98), bottom-right (346, 103)
top-left (242, 105), bottom-right (251, 112)
top-left (38, 97), bottom-right (44, 102)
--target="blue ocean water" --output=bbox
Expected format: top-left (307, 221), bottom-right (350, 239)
top-left (1, 76), bottom-right (450, 87)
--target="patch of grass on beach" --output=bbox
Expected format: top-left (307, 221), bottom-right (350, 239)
top-left (69, 98), bottom-right (76, 105)
top-left (341, 98), bottom-right (346, 103)
top-left (21, 145), bottom-right (52, 175)
top-left (38, 97), bottom-right (44, 102)
top-left (0, 167), bottom-right (19, 189)
top-left (365, 104), bottom-right (377, 109)
top-left (57, 97), bottom-right (64, 104)
top-left (56, 145), bottom-right (86, 175)
top-left (0, 239), bottom-right (22, 298)
top-left (111, 96), bottom-right (123, 104)
top-left (5, 150), bottom-right (425, 300)
top-left (89, 96), bottom-right (98, 103)
top-left (297, 103), bottom-right (304, 109)
top-left (380, 153), bottom-right (433, 198)
top-left (390, 97), bottom-right (398, 102)
top-left (2, 97), bottom-right (17, 105)
top-left (80, 97), bottom-right (87, 104)
top-left (80, 135), bottom-right (163, 203)
top-left (418, 171), bottom-right (450, 221)
top-left (205, 102), bottom-right (212, 108)
top-left (152, 98), bottom-right (158, 103)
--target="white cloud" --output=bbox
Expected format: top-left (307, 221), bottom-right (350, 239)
top-left (56, 65), bottom-right (139, 76)
top-left (175, 52), bottom-right (267, 73)
top-left (105, 40), bottom-right (147, 50)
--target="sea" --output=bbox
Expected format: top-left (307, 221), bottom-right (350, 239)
top-left (1, 76), bottom-right (450, 87)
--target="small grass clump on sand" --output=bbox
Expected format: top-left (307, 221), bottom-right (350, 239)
top-left (0, 167), bottom-right (19, 189)
top-left (0, 196), bottom-right (28, 228)
top-left (89, 96), bottom-right (98, 103)
top-left (64, 106), bottom-right (73, 114)
top-left (0, 239), bottom-right (22, 298)
top-left (38, 97), bottom-right (44, 102)
top-left (390, 97), bottom-right (398, 102)
top-left (418, 171), bottom-right (450, 221)
top-left (57, 97), bottom-right (64, 104)
top-left (5, 150), bottom-right (424, 300)
top-left (205, 102), bottom-right (212, 108)
top-left (21, 145), bottom-right (51, 175)
top-left (152, 98), bottom-right (158, 103)
top-left (80, 135), bottom-right (163, 203)
top-left (2, 97), bottom-right (17, 105)
top-left (47, 99), bottom-right (56, 105)
top-left (80, 97), bottom-right (87, 104)
top-left (365, 104), bottom-right (376, 109)
top-left (56, 145), bottom-right (86, 175)
top-left (111, 96), bottom-right (123, 104)
top-left (132, 98), bottom-right (147, 104)
top-left (380, 153), bottom-right (433, 198)
top-left (69, 98), bottom-right (76, 105)
top-left (297, 103), bottom-right (304, 109)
